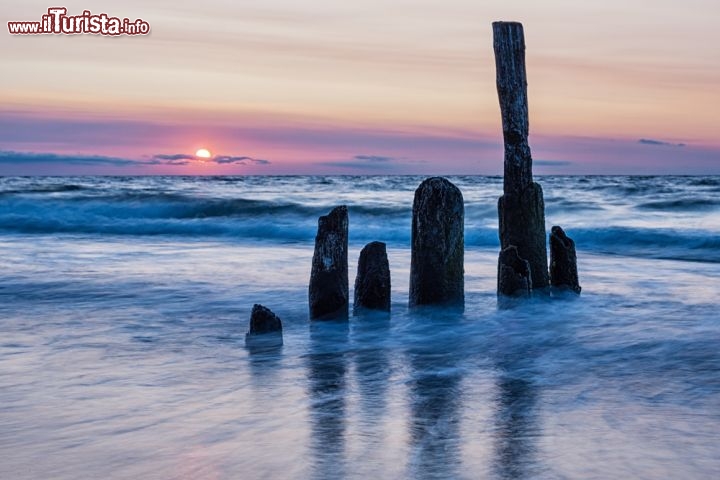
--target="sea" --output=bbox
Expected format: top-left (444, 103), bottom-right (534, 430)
top-left (1, 175), bottom-right (718, 479)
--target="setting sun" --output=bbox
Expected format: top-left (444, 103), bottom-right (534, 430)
top-left (195, 148), bottom-right (212, 159)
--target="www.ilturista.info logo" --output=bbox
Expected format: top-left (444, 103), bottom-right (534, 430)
top-left (8, 7), bottom-right (150, 35)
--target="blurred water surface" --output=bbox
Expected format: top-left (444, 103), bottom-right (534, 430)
top-left (0, 175), bottom-right (719, 479)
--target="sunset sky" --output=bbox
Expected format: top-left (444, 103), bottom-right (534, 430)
top-left (2, 0), bottom-right (718, 175)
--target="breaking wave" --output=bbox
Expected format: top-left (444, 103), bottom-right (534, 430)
top-left (0, 175), bottom-right (718, 263)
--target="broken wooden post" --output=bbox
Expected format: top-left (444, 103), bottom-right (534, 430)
top-left (493, 21), bottom-right (549, 295)
top-left (497, 245), bottom-right (532, 298)
top-left (309, 206), bottom-right (349, 320)
top-left (354, 241), bottom-right (391, 314)
top-left (549, 226), bottom-right (581, 294)
top-left (409, 177), bottom-right (464, 308)
top-left (245, 304), bottom-right (283, 348)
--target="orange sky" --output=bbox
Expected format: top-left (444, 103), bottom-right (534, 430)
top-left (1, 0), bottom-right (718, 174)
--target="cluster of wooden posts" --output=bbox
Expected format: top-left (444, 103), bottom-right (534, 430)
top-left (246, 22), bottom-right (581, 346)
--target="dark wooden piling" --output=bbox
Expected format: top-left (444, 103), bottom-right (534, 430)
top-left (245, 304), bottom-right (283, 348)
top-left (309, 206), bottom-right (349, 320)
top-left (493, 21), bottom-right (549, 293)
top-left (549, 226), bottom-right (581, 294)
top-left (497, 246), bottom-right (532, 297)
top-left (409, 177), bottom-right (464, 308)
top-left (354, 241), bottom-right (391, 314)
top-left (497, 184), bottom-right (548, 290)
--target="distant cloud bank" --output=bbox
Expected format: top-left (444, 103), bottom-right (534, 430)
top-left (318, 154), bottom-right (401, 170)
top-left (318, 154), bottom-right (429, 171)
top-left (0, 150), bottom-right (271, 169)
top-left (212, 155), bottom-right (271, 165)
top-left (639, 139), bottom-right (686, 148)
top-left (534, 160), bottom-right (573, 167)
top-left (0, 150), bottom-right (137, 166)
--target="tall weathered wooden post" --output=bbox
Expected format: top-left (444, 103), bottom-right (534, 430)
top-left (493, 21), bottom-right (549, 295)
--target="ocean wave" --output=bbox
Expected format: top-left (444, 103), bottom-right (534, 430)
top-left (349, 204), bottom-right (411, 217)
top-left (1, 201), bottom-right (718, 263)
top-left (7, 195), bottom-right (323, 219)
top-left (636, 198), bottom-right (720, 211)
top-left (545, 199), bottom-right (606, 212)
top-left (570, 227), bottom-right (720, 262)
top-left (687, 178), bottom-right (720, 187)
top-left (0, 212), bottom-right (318, 240)
top-left (0, 184), bottom-right (87, 195)
top-left (0, 176), bottom-right (718, 263)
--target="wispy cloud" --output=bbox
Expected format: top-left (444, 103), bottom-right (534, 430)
top-left (0, 150), bottom-right (271, 169)
top-left (534, 160), bottom-right (573, 167)
top-left (639, 138), bottom-right (686, 147)
top-left (352, 155), bottom-right (395, 163)
top-left (318, 154), bottom-right (404, 170)
top-left (213, 155), bottom-right (270, 165)
top-left (149, 153), bottom-right (270, 166)
top-left (0, 150), bottom-right (138, 166)
top-left (147, 154), bottom-right (194, 166)
top-left (148, 153), bottom-right (271, 165)
top-left (151, 153), bottom-right (196, 161)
